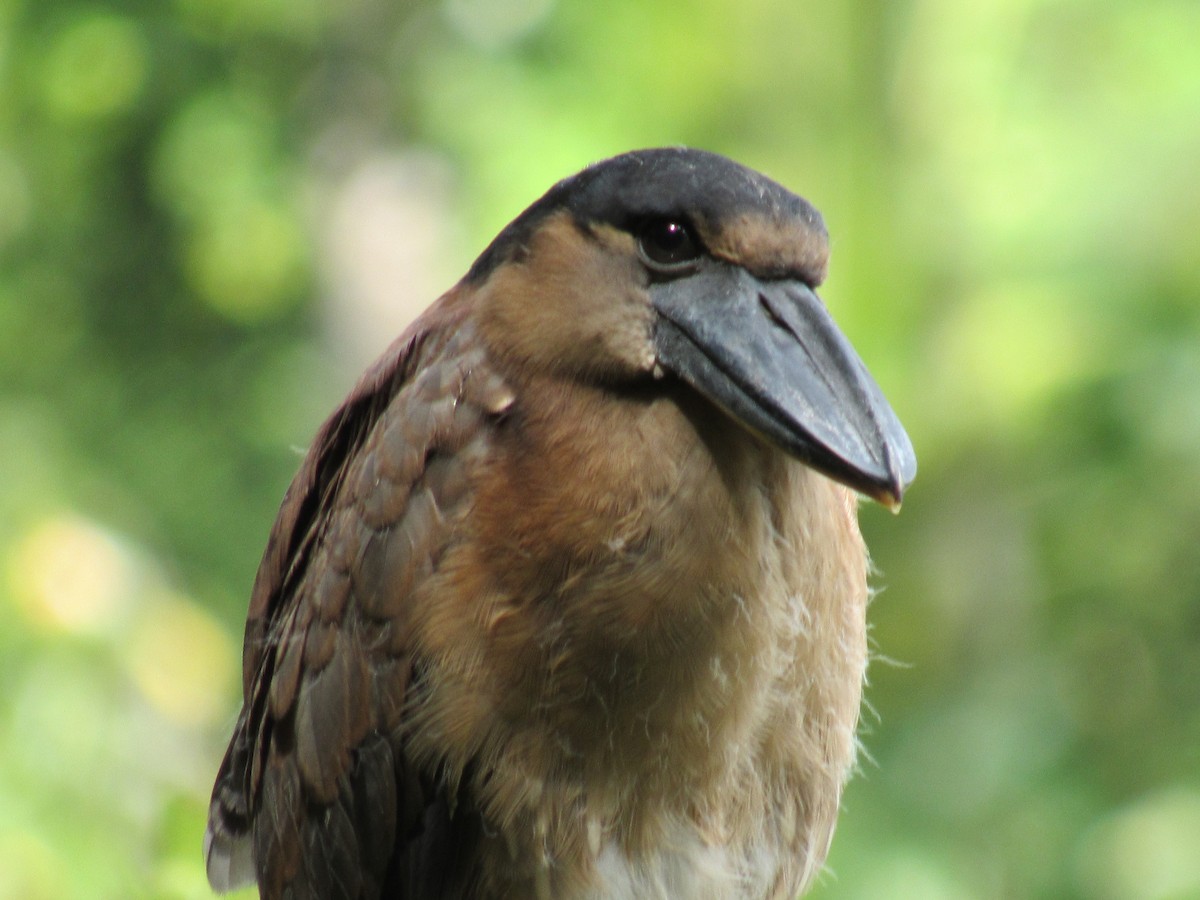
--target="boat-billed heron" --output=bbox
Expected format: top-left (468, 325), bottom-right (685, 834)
top-left (206, 147), bottom-right (916, 899)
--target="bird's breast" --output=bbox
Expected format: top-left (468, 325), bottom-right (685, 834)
top-left (402, 365), bottom-right (869, 897)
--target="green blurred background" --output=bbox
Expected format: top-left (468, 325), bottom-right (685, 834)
top-left (2, 0), bottom-right (1198, 897)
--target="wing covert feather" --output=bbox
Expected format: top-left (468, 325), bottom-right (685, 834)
top-left (206, 295), bottom-right (513, 898)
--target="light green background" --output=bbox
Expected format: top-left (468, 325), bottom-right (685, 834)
top-left (1, 0), bottom-right (1197, 897)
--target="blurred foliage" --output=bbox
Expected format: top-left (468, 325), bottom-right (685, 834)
top-left (1, 0), bottom-right (1198, 897)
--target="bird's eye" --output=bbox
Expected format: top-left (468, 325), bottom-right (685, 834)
top-left (637, 219), bottom-right (701, 269)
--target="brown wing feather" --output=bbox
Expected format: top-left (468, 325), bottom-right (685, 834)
top-left (206, 289), bottom-right (513, 899)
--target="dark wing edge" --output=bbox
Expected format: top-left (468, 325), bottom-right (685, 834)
top-left (205, 292), bottom-right (504, 898)
top-left (205, 320), bottom-right (429, 895)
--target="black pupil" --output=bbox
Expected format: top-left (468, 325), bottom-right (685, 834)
top-left (641, 220), bottom-right (698, 266)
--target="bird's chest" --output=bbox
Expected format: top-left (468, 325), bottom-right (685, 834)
top-left (413, 381), bottom-right (862, 899)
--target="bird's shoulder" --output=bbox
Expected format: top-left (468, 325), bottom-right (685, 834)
top-left (244, 288), bottom-right (513, 664)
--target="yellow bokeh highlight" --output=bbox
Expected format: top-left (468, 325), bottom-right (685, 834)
top-left (125, 590), bottom-right (239, 729)
top-left (7, 515), bottom-right (135, 634)
top-left (5, 514), bottom-right (240, 730)
top-left (0, 830), bottom-right (68, 900)
top-left (40, 14), bottom-right (147, 122)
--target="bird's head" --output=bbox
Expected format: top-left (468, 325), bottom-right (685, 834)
top-left (469, 147), bottom-right (916, 508)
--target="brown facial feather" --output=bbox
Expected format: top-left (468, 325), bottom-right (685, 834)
top-left (475, 211), bottom-right (657, 383)
top-left (697, 208), bottom-right (830, 286)
top-left (208, 148), bottom-right (905, 900)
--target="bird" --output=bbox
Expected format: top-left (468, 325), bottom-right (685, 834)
top-left (204, 147), bottom-right (916, 900)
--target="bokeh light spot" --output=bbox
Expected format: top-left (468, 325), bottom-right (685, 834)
top-left (185, 203), bottom-right (305, 323)
top-left (40, 14), bottom-right (147, 122)
top-left (152, 93), bottom-right (307, 322)
top-left (152, 92), bottom-right (275, 222)
top-left (0, 830), bottom-right (68, 900)
top-left (6, 515), bottom-right (135, 634)
top-left (126, 590), bottom-right (239, 728)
